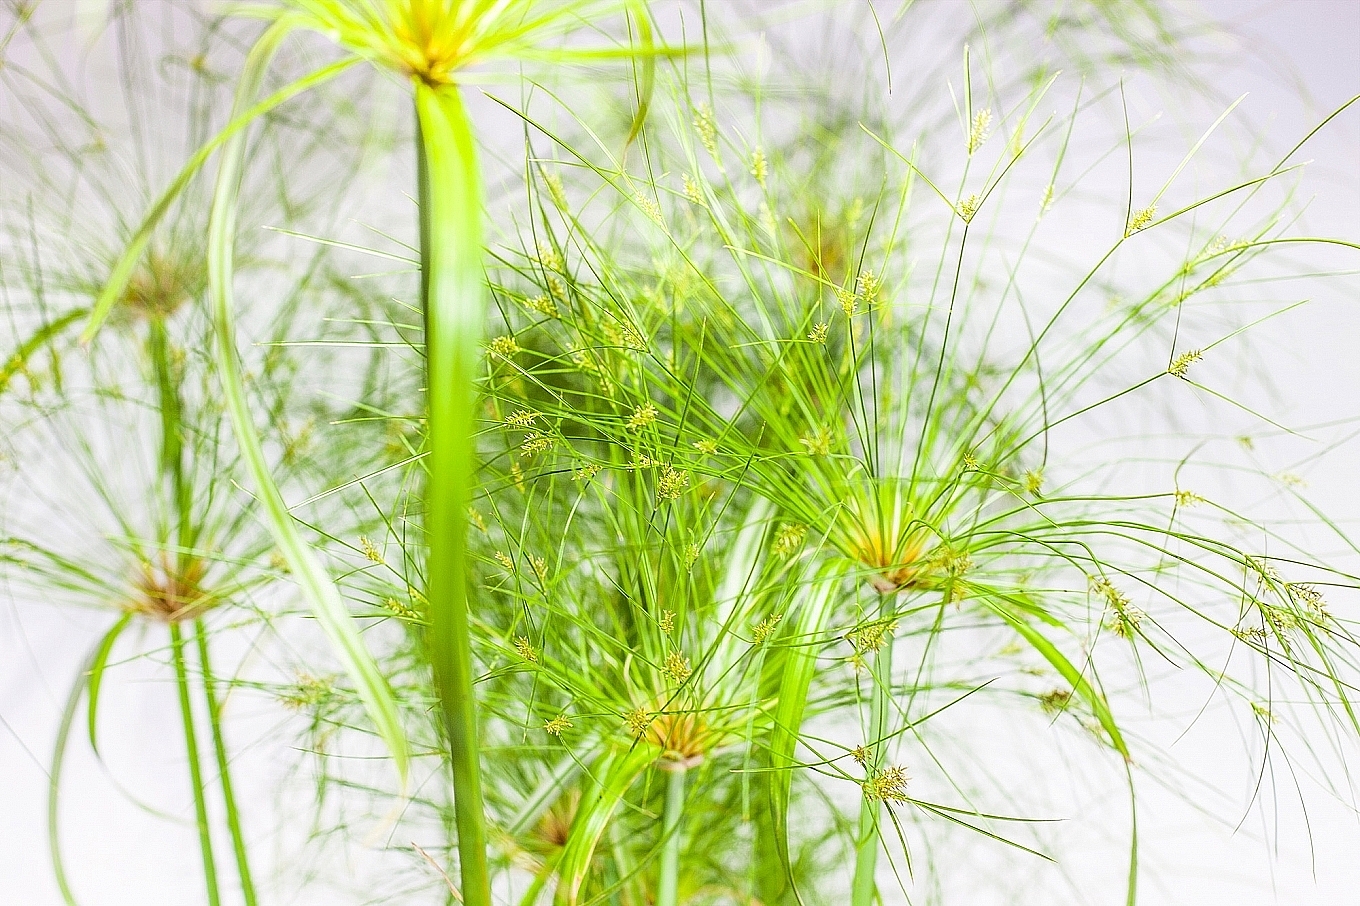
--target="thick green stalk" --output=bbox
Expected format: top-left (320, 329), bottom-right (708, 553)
top-left (195, 624), bottom-right (258, 906)
top-left (414, 80), bottom-right (489, 904)
top-left (170, 621), bottom-right (221, 906)
top-left (851, 602), bottom-right (895, 906)
top-left (657, 767), bottom-right (688, 906)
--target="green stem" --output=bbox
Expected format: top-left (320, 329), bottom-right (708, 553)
top-left (205, 20), bottom-right (410, 788)
top-left (414, 81), bottom-right (490, 905)
top-left (851, 602), bottom-right (895, 906)
top-left (657, 766), bottom-right (688, 906)
top-left (170, 621), bottom-right (221, 906)
top-left (195, 623), bottom-right (258, 906)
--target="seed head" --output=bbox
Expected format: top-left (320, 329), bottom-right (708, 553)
top-left (488, 335), bottom-right (519, 358)
top-left (625, 705), bottom-right (653, 739)
top-left (692, 439), bottom-right (718, 455)
top-left (628, 403), bottom-right (658, 430)
top-left (848, 618), bottom-right (898, 655)
top-left (505, 409), bottom-right (537, 428)
top-left (514, 636), bottom-right (539, 663)
top-left (659, 610), bottom-right (676, 633)
top-left (683, 172), bottom-right (705, 205)
top-left (536, 241), bottom-right (563, 272)
top-left (572, 462), bottom-right (601, 482)
top-left (808, 321), bottom-right (829, 344)
top-left (524, 293), bottom-right (559, 318)
top-left (1168, 349), bottom-right (1202, 378)
top-left (774, 523), bottom-right (807, 557)
top-left (494, 551), bottom-right (515, 572)
top-left (382, 597), bottom-right (419, 620)
top-left (657, 466), bottom-right (691, 501)
top-left (1039, 689), bottom-right (1072, 715)
top-left (856, 270), bottom-right (881, 304)
top-left (967, 109), bottom-right (993, 155)
top-left (750, 148), bottom-right (768, 187)
top-left (751, 612), bottom-right (783, 644)
top-left (520, 432), bottom-right (552, 457)
top-left (837, 287), bottom-right (858, 317)
top-left (693, 103), bottom-right (719, 156)
top-left (663, 651), bottom-right (693, 684)
top-left (863, 765), bottom-right (910, 803)
top-left (1127, 205), bottom-right (1157, 236)
top-left (1174, 489), bottom-right (1204, 507)
top-left (635, 192), bottom-right (664, 225)
top-left (958, 194), bottom-right (981, 223)
top-left (800, 427), bottom-right (832, 456)
top-left (359, 536), bottom-right (384, 564)
top-left (1023, 468), bottom-right (1044, 496)
top-left (850, 745), bottom-right (870, 766)
top-left (544, 715), bottom-right (572, 736)
top-left (1040, 184), bottom-right (1055, 214)
top-left (542, 171), bottom-right (567, 208)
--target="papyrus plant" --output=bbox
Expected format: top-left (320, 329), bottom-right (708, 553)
top-left (0, 8), bottom-right (394, 901)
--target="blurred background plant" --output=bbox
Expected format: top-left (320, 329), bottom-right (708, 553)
top-left (2, 1), bottom-right (1357, 905)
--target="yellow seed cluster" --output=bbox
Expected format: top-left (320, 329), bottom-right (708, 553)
top-left (685, 543), bottom-right (700, 568)
top-left (530, 556), bottom-right (549, 583)
top-left (520, 432), bottom-right (552, 457)
top-left (494, 551), bottom-right (515, 572)
top-left (837, 287), bottom-right (858, 317)
top-left (664, 651), bottom-right (692, 683)
top-left (572, 462), bottom-right (601, 481)
top-left (863, 765), bottom-right (910, 802)
top-left (659, 609), bottom-right (676, 633)
top-left (505, 409), bottom-right (537, 428)
top-left (359, 536), bottom-right (383, 564)
top-left (657, 466), bottom-right (691, 500)
top-left (382, 597), bottom-right (420, 620)
top-left (1023, 468), bottom-right (1044, 496)
top-left (958, 194), bottom-right (981, 223)
top-left (800, 427), bottom-right (832, 456)
top-left (542, 171), bottom-right (567, 209)
top-left (683, 172), bottom-right (705, 205)
top-left (848, 618), bottom-right (898, 654)
top-left (514, 636), bottom-right (539, 663)
top-left (1174, 489), bottom-right (1204, 507)
top-left (967, 108), bottom-right (993, 155)
top-left (525, 293), bottom-right (559, 318)
top-left (628, 403), bottom-right (658, 430)
top-left (635, 192), bottom-right (663, 225)
top-left (750, 148), bottom-right (767, 186)
top-left (536, 241), bottom-right (563, 272)
top-left (1127, 205), bottom-right (1157, 236)
top-left (1168, 349), bottom-right (1202, 378)
top-left (850, 745), bottom-right (870, 766)
top-left (488, 335), bottom-right (520, 357)
top-left (1094, 577), bottom-right (1143, 638)
top-left (625, 705), bottom-right (653, 739)
top-left (544, 714), bottom-right (572, 736)
top-left (774, 522), bottom-right (807, 557)
top-left (751, 612), bottom-right (783, 644)
top-left (808, 321), bottom-right (828, 344)
top-left (693, 102), bottom-right (718, 156)
top-left (856, 270), bottom-right (881, 305)
top-left (692, 439), bottom-right (718, 455)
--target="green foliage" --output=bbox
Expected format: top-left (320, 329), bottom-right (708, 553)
top-left (2, 2), bottom-right (1358, 905)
